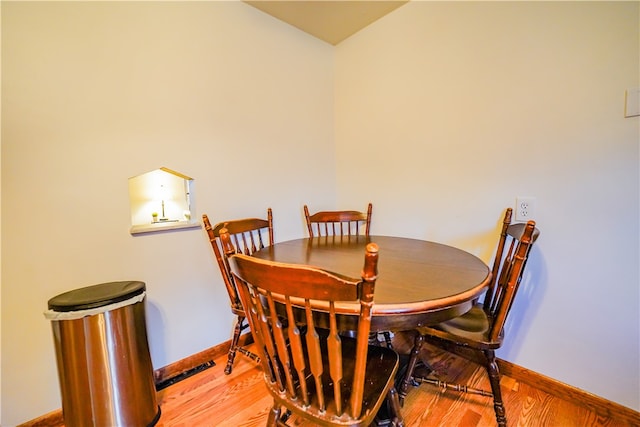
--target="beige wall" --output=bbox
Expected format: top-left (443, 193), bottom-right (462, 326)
top-left (0, 3), bottom-right (3, 422)
top-left (2, 1), bottom-right (639, 425)
top-left (335, 1), bottom-right (639, 411)
top-left (1, 2), bottom-right (334, 425)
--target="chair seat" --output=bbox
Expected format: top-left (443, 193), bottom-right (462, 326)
top-left (267, 333), bottom-right (399, 426)
top-left (430, 303), bottom-right (489, 336)
top-left (416, 303), bottom-right (502, 350)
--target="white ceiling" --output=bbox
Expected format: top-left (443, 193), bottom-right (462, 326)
top-left (244, 1), bottom-right (409, 45)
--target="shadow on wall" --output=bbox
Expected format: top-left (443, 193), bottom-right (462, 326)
top-left (145, 299), bottom-right (166, 370)
top-left (497, 246), bottom-right (548, 361)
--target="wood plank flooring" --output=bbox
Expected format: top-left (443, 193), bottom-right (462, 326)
top-left (23, 331), bottom-right (637, 426)
top-left (154, 332), bottom-right (637, 427)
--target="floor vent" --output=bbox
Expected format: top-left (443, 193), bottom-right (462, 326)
top-left (156, 360), bottom-right (216, 391)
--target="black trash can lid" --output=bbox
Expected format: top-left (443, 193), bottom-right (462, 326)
top-left (48, 281), bottom-right (146, 312)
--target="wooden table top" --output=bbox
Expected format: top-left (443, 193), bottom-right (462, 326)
top-left (253, 235), bottom-right (491, 331)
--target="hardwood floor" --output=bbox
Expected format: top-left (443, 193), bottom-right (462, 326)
top-left (24, 331), bottom-right (639, 427)
top-left (154, 332), bottom-right (637, 427)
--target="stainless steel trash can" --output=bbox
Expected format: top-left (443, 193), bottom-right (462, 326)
top-left (45, 281), bottom-right (160, 427)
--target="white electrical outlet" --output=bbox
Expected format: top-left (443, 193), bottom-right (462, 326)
top-left (515, 197), bottom-right (536, 222)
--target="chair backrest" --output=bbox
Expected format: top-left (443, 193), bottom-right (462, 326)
top-left (202, 209), bottom-right (273, 313)
top-left (484, 208), bottom-right (514, 303)
top-left (227, 235), bottom-right (380, 421)
top-left (303, 203), bottom-right (373, 237)
top-left (483, 209), bottom-right (540, 343)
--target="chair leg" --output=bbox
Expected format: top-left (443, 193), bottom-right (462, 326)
top-left (484, 349), bottom-right (507, 427)
top-left (386, 387), bottom-right (405, 427)
top-left (398, 333), bottom-right (424, 405)
top-left (225, 315), bottom-right (245, 375)
top-left (267, 402), bottom-right (281, 426)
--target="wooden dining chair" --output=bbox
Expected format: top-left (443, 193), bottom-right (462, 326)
top-left (398, 208), bottom-right (540, 427)
top-left (303, 203), bottom-right (393, 349)
top-left (202, 209), bottom-right (273, 375)
top-left (304, 203), bottom-right (373, 237)
top-left (226, 236), bottom-right (404, 427)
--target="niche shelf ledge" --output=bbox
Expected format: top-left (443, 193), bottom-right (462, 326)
top-left (130, 220), bottom-right (201, 235)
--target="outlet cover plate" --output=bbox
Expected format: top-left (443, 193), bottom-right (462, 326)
top-left (516, 197), bottom-right (536, 222)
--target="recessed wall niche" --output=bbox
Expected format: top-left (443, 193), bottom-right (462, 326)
top-left (128, 167), bottom-right (200, 235)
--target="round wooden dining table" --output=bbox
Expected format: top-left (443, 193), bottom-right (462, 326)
top-left (252, 235), bottom-right (491, 332)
